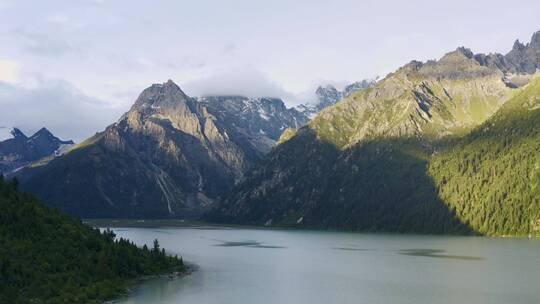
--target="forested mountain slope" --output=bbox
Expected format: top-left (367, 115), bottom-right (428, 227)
top-left (429, 76), bottom-right (540, 235)
top-left (0, 177), bottom-right (184, 303)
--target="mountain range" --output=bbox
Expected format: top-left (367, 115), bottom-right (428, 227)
top-left (14, 30), bottom-right (540, 236)
top-left (0, 127), bottom-right (73, 174)
top-left (16, 81), bottom-right (342, 218)
top-left (206, 31), bottom-right (540, 236)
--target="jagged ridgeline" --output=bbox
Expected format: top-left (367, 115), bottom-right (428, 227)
top-left (0, 177), bottom-right (184, 303)
top-left (17, 81), bottom-right (308, 218)
top-left (0, 128), bottom-right (74, 173)
top-left (207, 38), bottom-right (540, 236)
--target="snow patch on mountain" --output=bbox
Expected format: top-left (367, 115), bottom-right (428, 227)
top-left (294, 79), bottom-right (377, 119)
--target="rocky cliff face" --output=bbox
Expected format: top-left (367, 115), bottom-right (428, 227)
top-left (18, 80), bottom-right (306, 218)
top-left (198, 96), bottom-right (308, 154)
top-left (0, 127), bottom-right (73, 173)
top-left (473, 31), bottom-right (540, 85)
top-left (295, 80), bottom-right (376, 118)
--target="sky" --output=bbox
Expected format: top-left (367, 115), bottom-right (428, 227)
top-left (0, 0), bottom-right (539, 141)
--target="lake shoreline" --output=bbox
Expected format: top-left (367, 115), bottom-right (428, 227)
top-left (85, 218), bottom-right (538, 239)
top-left (106, 262), bottom-right (197, 304)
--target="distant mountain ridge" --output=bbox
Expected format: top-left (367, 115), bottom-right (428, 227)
top-left (474, 31), bottom-right (540, 77)
top-left (197, 96), bottom-right (308, 153)
top-left (296, 79), bottom-right (376, 118)
top-left (0, 127), bottom-right (73, 174)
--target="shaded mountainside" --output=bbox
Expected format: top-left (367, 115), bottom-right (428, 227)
top-left (207, 130), bottom-right (474, 234)
top-left (18, 81), bottom-right (306, 218)
top-left (0, 177), bottom-right (184, 303)
top-left (206, 33), bottom-right (540, 236)
top-left (0, 128), bottom-right (73, 174)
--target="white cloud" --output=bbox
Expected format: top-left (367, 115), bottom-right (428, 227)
top-left (0, 126), bottom-right (13, 141)
top-left (0, 1), bottom-right (11, 11)
top-left (179, 68), bottom-right (360, 106)
top-left (182, 67), bottom-right (297, 101)
top-left (0, 60), bottom-right (20, 83)
top-left (46, 13), bottom-right (71, 24)
top-left (0, 0), bottom-right (538, 139)
top-left (0, 79), bottom-right (125, 142)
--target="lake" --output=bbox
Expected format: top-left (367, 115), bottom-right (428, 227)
top-left (100, 223), bottom-right (540, 304)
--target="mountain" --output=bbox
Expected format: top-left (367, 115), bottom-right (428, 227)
top-left (198, 96), bottom-right (308, 153)
top-left (206, 32), bottom-right (540, 236)
top-left (17, 81), bottom-right (307, 218)
top-left (0, 177), bottom-right (184, 303)
top-left (343, 79), bottom-right (379, 97)
top-left (0, 127), bottom-right (74, 174)
top-left (475, 31), bottom-right (540, 76)
top-left (295, 79), bottom-right (376, 118)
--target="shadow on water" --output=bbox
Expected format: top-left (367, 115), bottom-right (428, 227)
top-left (331, 245), bottom-right (484, 261)
top-left (212, 239), bottom-right (285, 249)
top-left (332, 247), bottom-right (375, 251)
top-left (398, 248), bottom-right (484, 261)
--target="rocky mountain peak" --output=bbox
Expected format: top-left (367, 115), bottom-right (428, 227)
top-left (512, 39), bottom-right (526, 51)
top-left (439, 47), bottom-right (475, 62)
top-left (530, 31), bottom-right (540, 50)
top-left (28, 127), bottom-right (74, 145)
top-left (456, 47), bottom-right (474, 59)
top-left (503, 32), bottom-right (540, 75)
top-left (132, 79), bottom-right (191, 111)
top-left (399, 60), bottom-right (424, 74)
top-left (18, 80), bottom-right (317, 218)
top-left (296, 80), bottom-right (376, 119)
top-left (32, 127), bottom-right (53, 138)
top-left (316, 85), bottom-right (340, 99)
top-left (315, 85), bottom-right (342, 107)
top-left (11, 128), bottom-right (27, 139)
top-left (343, 79), bottom-right (377, 97)
top-left (412, 47), bottom-right (500, 81)
top-left (1, 127), bottom-right (74, 173)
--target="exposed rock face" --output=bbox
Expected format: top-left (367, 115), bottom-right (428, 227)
top-left (315, 85), bottom-right (342, 109)
top-left (198, 96), bottom-right (308, 154)
top-left (18, 81), bottom-right (306, 218)
top-left (343, 79), bottom-right (378, 97)
top-left (0, 127), bottom-right (73, 173)
top-left (296, 80), bottom-right (376, 118)
top-left (473, 31), bottom-right (540, 80)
